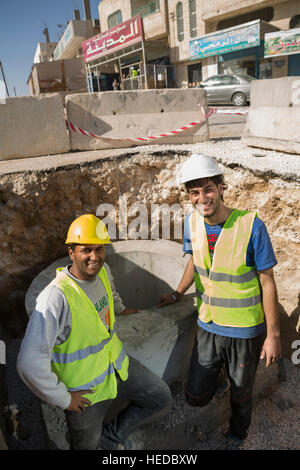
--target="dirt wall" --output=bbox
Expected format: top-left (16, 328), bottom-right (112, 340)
top-left (0, 147), bottom-right (299, 360)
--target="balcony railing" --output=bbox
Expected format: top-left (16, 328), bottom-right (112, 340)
top-left (131, 0), bottom-right (160, 19)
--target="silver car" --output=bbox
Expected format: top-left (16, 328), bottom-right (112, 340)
top-left (197, 74), bottom-right (255, 106)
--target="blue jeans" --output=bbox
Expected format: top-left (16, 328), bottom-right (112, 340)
top-left (65, 356), bottom-right (172, 450)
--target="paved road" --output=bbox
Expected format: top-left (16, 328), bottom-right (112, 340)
top-left (207, 105), bottom-right (248, 138)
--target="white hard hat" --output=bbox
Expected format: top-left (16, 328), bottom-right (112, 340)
top-left (180, 153), bottom-right (222, 184)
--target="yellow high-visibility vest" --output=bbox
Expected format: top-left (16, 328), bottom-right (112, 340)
top-left (189, 209), bottom-right (264, 328)
top-left (51, 266), bottom-right (129, 406)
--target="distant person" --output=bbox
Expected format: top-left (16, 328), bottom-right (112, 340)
top-left (17, 214), bottom-right (172, 450)
top-left (112, 78), bottom-right (119, 91)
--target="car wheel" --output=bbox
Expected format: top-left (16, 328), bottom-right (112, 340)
top-left (232, 92), bottom-right (246, 107)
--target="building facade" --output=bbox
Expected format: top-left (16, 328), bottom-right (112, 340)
top-left (29, 0), bottom-right (300, 94)
top-left (86, 0), bottom-right (300, 89)
top-left (169, 0), bottom-right (300, 87)
top-left (28, 2), bottom-right (100, 96)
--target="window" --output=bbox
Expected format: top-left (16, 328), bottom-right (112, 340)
top-left (203, 76), bottom-right (221, 86)
top-left (188, 63), bottom-right (202, 87)
top-left (189, 0), bottom-right (197, 38)
top-left (176, 2), bottom-right (184, 42)
top-left (220, 76), bottom-right (239, 85)
top-left (290, 15), bottom-right (300, 29)
top-left (108, 10), bottom-right (122, 29)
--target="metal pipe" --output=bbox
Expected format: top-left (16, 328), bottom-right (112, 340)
top-left (0, 61), bottom-right (9, 96)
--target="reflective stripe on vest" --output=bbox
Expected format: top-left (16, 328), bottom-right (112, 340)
top-left (51, 325), bottom-right (117, 364)
top-left (50, 266), bottom-right (129, 405)
top-left (68, 347), bottom-right (128, 392)
top-left (189, 209), bottom-right (264, 328)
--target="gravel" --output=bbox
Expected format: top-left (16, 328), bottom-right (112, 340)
top-left (4, 337), bottom-right (300, 451)
top-left (1, 139), bottom-right (300, 183)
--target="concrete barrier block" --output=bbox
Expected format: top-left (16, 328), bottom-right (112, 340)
top-left (0, 94), bottom-right (70, 161)
top-left (250, 77), bottom-right (300, 108)
top-left (65, 89), bottom-right (209, 151)
top-left (243, 77), bottom-right (300, 155)
top-left (243, 107), bottom-right (300, 154)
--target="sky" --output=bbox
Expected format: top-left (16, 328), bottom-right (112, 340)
top-left (0, 0), bottom-right (100, 97)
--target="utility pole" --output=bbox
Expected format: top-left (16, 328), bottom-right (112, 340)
top-left (0, 60), bottom-right (10, 96)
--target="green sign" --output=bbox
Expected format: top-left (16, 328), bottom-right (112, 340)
top-left (190, 20), bottom-right (260, 60)
top-left (264, 28), bottom-right (300, 57)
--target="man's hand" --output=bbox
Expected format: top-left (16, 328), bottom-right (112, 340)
top-left (120, 307), bottom-right (140, 315)
top-left (158, 256), bottom-right (194, 308)
top-left (260, 336), bottom-right (281, 367)
top-left (258, 268), bottom-right (281, 367)
top-left (158, 292), bottom-right (183, 308)
top-left (158, 293), bottom-right (177, 308)
top-left (66, 390), bottom-right (95, 415)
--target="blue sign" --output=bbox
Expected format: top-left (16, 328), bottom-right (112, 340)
top-left (190, 21), bottom-right (260, 60)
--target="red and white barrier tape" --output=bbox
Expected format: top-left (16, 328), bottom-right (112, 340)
top-left (214, 108), bottom-right (249, 116)
top-left (64, 107), bottom-right (248, 143)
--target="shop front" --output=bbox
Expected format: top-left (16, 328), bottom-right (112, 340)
top-left (190, 20), bottom-right (280, 80)
top-left (264, 27), bottom-right (300, 78)
top-left (82, 15), bottom-right (174, 92)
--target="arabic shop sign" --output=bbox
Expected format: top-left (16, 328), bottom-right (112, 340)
top-left (190, 20), bottom-right (260, 60)
top-left (83, 16), bottom-right (144, 63)
top-left (264, 27), bottom-right (300, 57)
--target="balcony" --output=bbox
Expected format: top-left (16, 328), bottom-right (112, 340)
top-left (131, 0), bottom-right (167, 40)
top-left (131, 0), bottom-right (160, 19)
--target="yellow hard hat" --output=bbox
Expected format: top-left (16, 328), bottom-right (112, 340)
top-left (65, 214), bottom-right (111, 245)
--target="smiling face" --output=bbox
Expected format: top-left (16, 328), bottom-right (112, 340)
top-left (68, 244), bottom-right (106, 280)
top-left (188, 179), bottom-right (224, 221)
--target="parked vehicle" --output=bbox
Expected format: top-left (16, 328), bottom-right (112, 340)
top-left (197, 74), bottom-right (255, 106)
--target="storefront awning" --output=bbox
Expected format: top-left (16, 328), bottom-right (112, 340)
top-left (190, 20), bottom-right (260, 60)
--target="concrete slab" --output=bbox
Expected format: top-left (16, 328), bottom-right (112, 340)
top-left (66, 89), bottom-right (209, 151)
top-left (243, 78), bottom-right (300, 155)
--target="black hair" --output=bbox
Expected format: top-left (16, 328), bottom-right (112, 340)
top-left (67, 244), bottom-right (78, 252)
top-left (185, 175), bottom-right (226, 201)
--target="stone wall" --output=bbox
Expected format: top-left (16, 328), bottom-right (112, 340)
top-left (0, 146), bottom-right (299, 358)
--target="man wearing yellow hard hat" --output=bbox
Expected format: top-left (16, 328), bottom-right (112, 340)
top-left (17, 214), bottom-right (172, 450)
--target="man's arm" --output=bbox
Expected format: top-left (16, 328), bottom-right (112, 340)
top-left (17, 289), bottom-right (72, 410)
top-left (258, 268), bottom-right (281, 366)
top-left (159, 255), bottom-right (195, 307)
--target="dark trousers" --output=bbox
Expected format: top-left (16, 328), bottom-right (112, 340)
top-left (185, 327), bottom-right (265, 439)
top-left (65, 356), bottom-right (172, 450)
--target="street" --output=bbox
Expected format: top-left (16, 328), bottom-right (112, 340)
top-left (207, 105), bottom-right (248, 138)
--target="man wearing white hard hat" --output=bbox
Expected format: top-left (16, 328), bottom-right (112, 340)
top-left (159, 153), bottom-right (281, 448)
